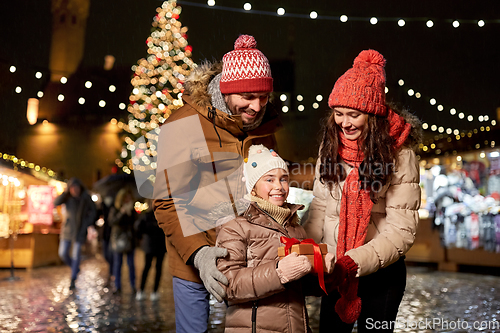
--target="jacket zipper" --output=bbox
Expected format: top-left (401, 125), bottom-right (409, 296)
top-left (252, 300), bottom-right (258, 333)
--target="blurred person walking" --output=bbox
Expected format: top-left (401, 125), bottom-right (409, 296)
top-left (98, 195), bottom-right (115, 287)
top-left (108, 187), bottom-right (138, 294)
top-left (135, 199), bottom-right (167, 301)
top-left (54, 177), bottom-right (97, 289)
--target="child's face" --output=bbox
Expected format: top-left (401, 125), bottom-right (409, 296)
top-left (251, 168), bottom-right (289, 206)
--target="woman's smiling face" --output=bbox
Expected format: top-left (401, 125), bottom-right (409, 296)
top-left (333, 107), bottom-right (369, 141)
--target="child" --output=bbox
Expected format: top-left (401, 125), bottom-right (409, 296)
top-left (216, 145), bottom-right (331, 332)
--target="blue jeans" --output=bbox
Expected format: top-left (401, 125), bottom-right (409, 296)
top-left (58, 239), bottom-right (82, 281)
top-left (113, 250), bottom-right (136, 290)
top-left (172, 277), bottom-right (210, 333)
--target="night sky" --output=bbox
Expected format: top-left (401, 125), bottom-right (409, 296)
top-left (1, 0), bottom-right (499, 161)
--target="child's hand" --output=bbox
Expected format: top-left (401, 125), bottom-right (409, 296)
top-left (324, 252), bottom-right (335, 274)
top-left (276, 252), bottom-right (312, 284)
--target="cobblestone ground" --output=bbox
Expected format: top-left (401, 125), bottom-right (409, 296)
top-left (1, 251), bottom-right (499, 332)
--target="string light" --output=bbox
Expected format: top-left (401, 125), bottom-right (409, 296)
top-left (9, 66), bottom-right (16, 73)
top-left (35, 72), bottom-right (42, 79)
top-left (178, 2), bottom-right (497, 27)
top-left (243, 3), bottom-right (251, 10)
top-left (0, 152), bottom-right (56, 178)
top-left (397, 79), bottom-right (494, 130)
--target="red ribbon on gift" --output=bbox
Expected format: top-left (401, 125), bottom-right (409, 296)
top-left (280, 236), bottom-right (328, 295)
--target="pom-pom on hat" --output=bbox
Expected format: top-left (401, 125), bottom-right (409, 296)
top-left (328, 49), bottom-right (388, 116)
top-left (220, 35), bottom-right (273, 94)
top-left (243, 145), bottom-right (288, 194)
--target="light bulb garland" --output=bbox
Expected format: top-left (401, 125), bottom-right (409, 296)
top-left (397, 79), bottom-right (494, 131)
top-left (419, 124), bottom-right (496, 156)
top-left (178, 1), bottom-right (497, 28)
top-left (0, 152), bottom-right (57, 179)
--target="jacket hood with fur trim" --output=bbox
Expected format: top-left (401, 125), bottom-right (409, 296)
top-left (183, 61), bottom-right (223, 110)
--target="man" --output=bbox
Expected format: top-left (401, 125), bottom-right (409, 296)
top-left (153, 34), bottom-right (280, 333)
top-left (54, 177), bottom-right (97, 289)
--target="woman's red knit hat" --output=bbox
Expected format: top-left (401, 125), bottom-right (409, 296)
top-left (220, 35), bottom-right (273, 94)
top-left (328, 49), bottom-right (387, 116)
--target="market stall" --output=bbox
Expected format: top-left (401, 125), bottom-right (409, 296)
top-left (406, 148), bottom-right (500, 271)
top-left (0, 162), bottom-right (65, 269)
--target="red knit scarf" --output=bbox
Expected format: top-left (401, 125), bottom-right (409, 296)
top-left (337, 109), bottom-right (411, 259)
top-left (334, 109), bottom-right (412, 322)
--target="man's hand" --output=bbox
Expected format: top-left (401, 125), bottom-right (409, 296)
top-left (193, 246), bottom-right (229, 302)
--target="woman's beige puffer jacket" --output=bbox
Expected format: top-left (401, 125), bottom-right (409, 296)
top-left (217, 202), bottom-right (322, 333)
top-left (304, 148), bottom-right (421, 277)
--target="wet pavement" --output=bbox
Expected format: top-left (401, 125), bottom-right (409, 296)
top-left (1, 251), bottom-right (499, 332)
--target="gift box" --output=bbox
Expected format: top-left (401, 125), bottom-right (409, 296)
top-left (278, 243), bottom-right (328, 272)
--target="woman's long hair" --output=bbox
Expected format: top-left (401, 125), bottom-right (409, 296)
top-left (318, 103), bottom-right (420, 200)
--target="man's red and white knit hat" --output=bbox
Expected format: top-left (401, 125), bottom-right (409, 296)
top-left (220, 35), bottom-right (273, 94)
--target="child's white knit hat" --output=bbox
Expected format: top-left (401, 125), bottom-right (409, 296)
top-left (243, 145), bottom-right (288, 193)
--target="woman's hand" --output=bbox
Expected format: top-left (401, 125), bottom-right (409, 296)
top-left (324, 252), bottom-right (335, 274)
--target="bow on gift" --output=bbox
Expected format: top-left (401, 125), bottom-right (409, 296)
top-left (280, 236), bottom-right (328, 295)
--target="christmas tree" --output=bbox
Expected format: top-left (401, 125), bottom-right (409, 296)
top-left (116, 0), bottom-right (196, 176)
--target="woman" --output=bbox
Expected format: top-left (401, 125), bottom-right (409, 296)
top-left (109, 187), bottom-right (138, 294)
top-left (304, 49), bottom-right (422, 332)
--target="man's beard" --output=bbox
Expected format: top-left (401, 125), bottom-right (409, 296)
top-left (242, 105), bottom-right (266, 131)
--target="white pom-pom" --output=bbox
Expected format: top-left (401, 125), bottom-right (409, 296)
top-left (248, 144), bottom-right (268, 156)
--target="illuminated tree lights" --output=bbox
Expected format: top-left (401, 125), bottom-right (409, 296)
top-left (116, 0), bottom-right (197, 174)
